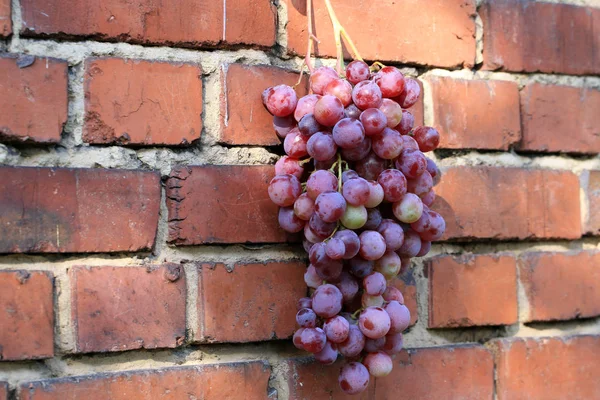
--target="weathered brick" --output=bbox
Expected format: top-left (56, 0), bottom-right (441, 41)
top-left (585, 171), bottom-right (600, 235)
top-left (0, 0), bottom-right (10, 36)
top-left (481, 0), bottom-right (600, 75)
top-left (0, 271), bottom-right (54, 360)
top-left (286, 0), bottom-right (476, 68)
top-left (410, 79), bottom-right (425, 128)
top-left (220, 64), bottom-right (308, 146)
top-left (491, 336), bottom-right (600, 400)
top-left (166, 165), bottom-right (293, 245)
top-left (197, 261), bottom-right (306, 343)
top-left (392, 267), bottom-right (418, 327)
top-left (428, 254), bottom-right (517, 328)
top-left (427, 76), bottom-right (520, 150)
top-left (519, 251), bottom-right (600, 323)
top-left (19, 362), bottom-right (270, 399)
top-left (84, 58), bottom-right (202, 146)
top-left (286, 345), bottom-right (493, 399)
top-left (0, 56), bottom-right (67, 143)
top-left (71, 265), bottom-right (186, 353)
top-left (0, 167), bottom-right (160, 253)
top-left (520, 83), bottom-right (600, 154)
top-left (0, 382), bottom-right (6, 400)
top-left (20, 0), bottom-right (276, 48)
top-left (433, 167), bottom-right (581, 240)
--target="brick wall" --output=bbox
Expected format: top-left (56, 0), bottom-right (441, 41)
top-left (1, 0), bottom-right (599, 398)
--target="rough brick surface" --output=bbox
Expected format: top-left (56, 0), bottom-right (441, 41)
top-left (428, 254), bottom-right (517, 328)
top-left (20, 0), bottom-right (276, 48)
top-left (0, 56), bottom-right (67, 143)
top-left (84, 58), bottom-right (202, 146)
top-left (19, 362), bottom-right (271, 399)
top-left (0, 271), bottom-right (54, 360)
top-left (166, 165), bottom-right (292, 244)
top-left (286, 345), bottom-right (493, 399)
top-left (71, 265), bottom-right (186, 353)
top-left (286, 0), bottom-right (476, 68)
top-left (0, 167), bottom-right (161, 253)
top-left (520, 83), bottom-right (600, 153)
top-left (433, 167), bottom-right (581, 240)
top-left (410, 79), bottom-right (425, 127)
top-left (0, 0), bottom-right (9, 36)
top-left (492, 336), bottom-right (600, 400)
top-left (0, 382), bottom-right (6, 400)
top-left (519, 252), bottom-right (600, 323)
top-left (481, 0), bottom-right (600, 75)
top-left (392, 267), bottom-right (418, 327)
top-left (197, 261), bottom-right (306, 342)
top-left (586, 171), bottom-right (600, 235)
top-left (220, 64), bottom-right (308, 146)
top-left (427, 76), bottom-right (520, 150)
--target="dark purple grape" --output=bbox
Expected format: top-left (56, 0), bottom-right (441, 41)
top-left (273, 115), bottom-right (296, 138)
top-left (364, 337), bottom-right (386, 353)
top-left (341, 137), bottom-right (371, 161)
top-left (297, 297), bottom-right (312, 310)
top-left (397, 230), bottom-right (422, 257)
top-left (335, 271), bottom-right (359, 304)
top-left (348, 256), bottom-right (374, 279)
top-left (296, 308), bottom-right (317, 328)
top-left (345, 103), bottom-right (362, 119)
top-left (416, 239), bottom-right (431, 257)
top-left (333, 118), bottom-right (365, 149)
top-left (382, 332), bottom-right (404, 355)
top-left (355, 152), bottom-right (385, 181)
top-left (342, 169), bottom-right (359, 183)
top-left (307, 131), bottom-right (338, 161)
top-left (315, 259), bottom-right (343, 282)
top-left (298, 113), bottom-right (323, 136)
top-left (310, 214), bottom-right (337, 238)
top-left (333, 230), bottom-right (361, 259)
top-left (364, 207), bottom-right (382, 230)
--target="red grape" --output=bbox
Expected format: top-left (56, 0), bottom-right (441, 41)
top-left (294, 94), bottom-right (321, 121)
top-left (379, 98), bottom-right (403, 128)
top-left (363, 351), bottom-right (393, 377)
top-left (363, 272), bottom-right (386, 296)
top-left (359, 307), bottom-right (391, 339)
top-left (339, 362), bottom-right (370, 395)
top-left (324, 315), bottom-right (350, 343)
top-left (419, 210), bottom-right (446, 241)
top-left (315, 340), bottom-right (338, 365)
top-left (383, 286), bottom-right (404, 304)
top-left (314, 95), bottom-right (345, 127)
top-left (341, 137), bottom-right (371, 161)
top-left (306, 169), bottom-right (338, 200)
top-left (301, 327), bottom-right (327, 353)
top-left (377, 219), bottom-right (405, 251)
top-left (333, 118), bottom-right (365, 149)
top-left (310, 66), bottom-right (338, 95)
top-left (352, 80), bottom-right (383, 110)
top-left (401, 134), bottom-right (419, 150)
top-left (268, 174), bottom-right (301, 206)
top-left (372, 127), bottom-right (403, 159)
top-left (407, 170), bottom-right (433, 196)
top-left (397, 109), bottom-right (415, 135)
top-left (355, 152), bottom-right (385, 181)
top-left (273, 115), bottom-right (296, 138)
top-left (325, 238), bottom-right (346, 260)
top-left (304, 264), bottom-right (322, 289)
top-left (315, 191), bottom-right (347, 222)
top-left (382, 332), bottom-right (404, 355)
top-left (359, 230), bottom-right (387, 260)
top-left (395, 148), bottom-right (427, 178)
top-left (310, 213), bottom-right (337, 238)
top-left (297, 297), bottom-right (312, 310)
top-left (262, 84), bottom-right (298, 117)
top-left (278, 206), bottom-right (305, 233)
top-left (413, 126), bottom-right (440, 152)
top-left (298, 113), bottom-right (323, 136)
top-left (416, 239), bottom-right (431, 256)
top-left (345, 103), bottom-right (362, 119)
top-left (364, 180), bottom-right (384, 208)
top-left (385, 300), bottom-right (411, 333)
top-left (345, 60), bottom-right (370, 84)
top-left (364, 337), bottom-right (386, 353)
top-left (378, 169), bottom-right (407, 202)
top-left (307, 131), bottom-right (338, 161)
top-left (342, 177), bottom-right (370, 206)
top-left (296, 308), bottom-right (317, 328)
top-left (333, 230), bottom-right (360, 259)
top-left (374, 66), bottom-right (405, 98)
top-left (283, 128), bottom-right (308, 158)
top-left (294, 193), bottom-right (315, 221)
top-left (293, 328), bottom-right (305, 350)
top-left (360, 108), bottom-right (387, 136)
top-left (324, 78), bottom-right (353, 106)
top-left (338, 325), bottom-right (366, 358)
top-left (312, 284), bottom-right (343, 318)
top-left (397, 230), bottom-right (422, 257)
top-left (394, 77), bottom-right (420, 108)
top-left (275, 156), bottom-right (303, 179)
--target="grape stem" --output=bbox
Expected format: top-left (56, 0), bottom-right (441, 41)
top-left (369, 61), bottom-right (387, 72)
top-left (351, 308), bottom-right (363, 319)
top-left (299, 157), bottom-right (313, 166)
top-left (294, 0), bottom-right (319, 88)
top-left (323, 0), bottom-right (363, 75)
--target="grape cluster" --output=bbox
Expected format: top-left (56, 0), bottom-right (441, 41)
top-left (263, 61), bottom-right (445, 395)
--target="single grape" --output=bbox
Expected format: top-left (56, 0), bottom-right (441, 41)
top-left (342, 169), bottom-right (359, 183)
top-left (296, 308), bottom-right (317, 328)
top-left (310, 213), bottom-right (337, 238)
top-left (385, 301), bottom-right (411, 333)
top-left (307, 131), bottom-right (338, 161)
top-left (382, 332), bottom-right (404, 355)
top-left (336, 271), bottom-right (359, 302)
top-left (304, 238), bottom-right (315, 254)
top-left (360, 108), bottom-right (387, 136)
top-left (364, 337), bottom-right (386, 353)
top-left (304, 224), bottom-right (325, 243)
top-left (364, 351), bottom-right (393, 377)
top-left (315, 191), bottom-right (347, 223)
top-left (346, 60), bottom-right (370, 84)
top-left (392, 193), bottom-right (423, 223)
top-left (363, 272), bottom-right (387, 296)
top-left (293, 328), bottom-right (305, 350)
top-left (363, 207), bottom-right (382, 230)
top-left (314, 95), bottom-right (345, 127)
top-left (304, 264), bottom-right (322, 289)
top-left (273, 115), bottom-right (296, 138)
top-left (325, 238), bottom-right (345, 260)
top-left (419, 211), bottom-right (446, 241)
top-left (312, 284), bottom-right (343, 318)
top-left (275, 156), bottom-right (303, 179)
top-left (283, 128), bottom-right (309, 158)
top-left (294, 94), bottom-right (321, 121)
top-left (306, 169), bottom-right (338, 200)
top-left (401, 134), bottom-right (419, 150)
top-left (315, 259), bottom-right (344, 282)
top-left (310, 66), bottom-right (338, 95)
top-left (377, 219), bottom-right (405, 251)
top-left (348, 256), bottom-right (374, 279)
top-left (413, 126), bottom-right (440, 152)
top-left (416, 239), bottom-right (431, 257)
top-left (301, 327), bottom-right (327, 353)
top-left (362, 293), bottom-right (385, 308)
top-left (278, 207), bottom-right (305, 233)
top-left (339, 362), bottom-right (370, 395)
top-left (268, 174), bottom-right (301, 207)
top-left (359, 307), bottom-right (391, 339)
top-left (425, 157), bottom-right (440, 183)
top-left (378, 169), bottom-right (408, 202)
top-left (262, 84), bottom-right (298, 117)
top-left (324, 78), bottom-right (353, 106)
top-left (314, 340), bottom-right (339, 365)
top-left (355, 152), bottom-right (385, 181)
top-left (332, 118), bottom-right (365, 149)
top-left (394, 77), bottom-right (420, 109)
top-left (395, 148), bottom-right (427, 179)
top-left (333, 230), bottom-right (361, 259)
top-left (396, 109), bottom-right (415, 135)
top-left (382, 286), bottom-right (404, 304)
top-left (374, 251), bottom-right (402, 280)
top-left (379, 98), bottom-right (403, 128)
top-left (324, 315), bottom-right (350, 343)
top-left (338, 325), bottom-right (366, 358)
top-left (352, 80), bottom-right (383, 110)
top-left (359, 230), bottom-right (387, 260)
top-left (294, 193), bottom-right (315, 221)
top-left (364, 180), bottom-right (384, 208)
top-left (297, 297), bottom-right (313, 310)
top-left (397, 230), bottom-right (422, 257)
top-left (342, 177), bottom-right (370, 206)
top-left (345, 103), bottom-right (362, 119)
top-left (374, 66), bottom-right (405, 98)
top-left (410, 209), bottom-right (432, 233)
top-left (298, 113), bottom-right (323, 136)
top-left (372, 127), bottom-right (403, 160)
top-left (341, 137), bottom-right (371, 161)
top-left (340, 205), bottom-right (368, 229)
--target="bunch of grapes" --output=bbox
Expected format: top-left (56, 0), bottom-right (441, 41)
top-left (263, 61), bottom-right (445, 395)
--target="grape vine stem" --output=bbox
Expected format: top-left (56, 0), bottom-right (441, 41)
top-left (294, 0), bottom-right (319, 88)
top-left (323, 0), bottom-right (363, 75)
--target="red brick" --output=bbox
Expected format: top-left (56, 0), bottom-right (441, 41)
top-left (0, 0), bottom-right (10, 36)
top-left (0, 382), bottom-right (6, 400)
top-left (428, 254), bottom-right (517, 328)
top-left (585, 171), bottom-right (600, 235)
top-left (286, 345), bottom-right (493, 399)
top-left (491, 336), bottom-right (600, 400)
top-left (427, 76), bottom-right (520, 150)
top-left (286, 0), bottom-right (476, 68)
top-left (481, 0), bottom-right (600, 75)
top-left (0, 270), bottom-right (54, 360)
top-left (519, 251), bottom-right (600, 323)
top-left (391, 267), bottom-right (418, 327)
top-left (433, 167), bottom-right (581, 240)
top-left (197, 261), bottom-right (306, 343)
top-left (0, 167), bottom-right (160, 253)
top-left (84, 58), bottom-right (202, 146)
top-left (166, 165), bottom-right (293, 245)
top-left (71, 265), bottom-right (186, 353)
top-left (20, 0), bottom-right (276, 48)
top-left (19, 361), bottom-right (270, 399)
top-left (520, 83), bottom-right (600, 154)
top-left (0, 56), bottom-right (67, 143)
top-left (220, 64), bottom-right (308, 146)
